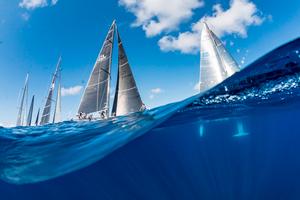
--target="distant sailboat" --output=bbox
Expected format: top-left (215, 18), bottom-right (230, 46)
top-left (199, 22), bottom-right (240, 92)
top-left (111, 31), bottom-right (145, 116)
top-left (16, 74), bottom-right (29, 126)
top-left (26, 95), bottom-right (35, 126)
top-left (78, 21), bottom-right (116, 119)
top-left (40, 57), bottom-right (62, 125)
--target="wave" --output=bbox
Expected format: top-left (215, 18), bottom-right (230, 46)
top-left (0, 38), bottom-right (300, 185)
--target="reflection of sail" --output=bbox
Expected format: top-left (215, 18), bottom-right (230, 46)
top-left (78, 21), bottom-right (116, 118)
top-left (111, 31), bottom-right (145, 116)
top-left (26, 95), bottom-right (34, 126)
top-left (40, 57), bottom-right (62, 125)
top-left (199, 124), bottom-right (204, 137)
top-left (233, 121), bottom-right (249, 137)
top-left (16, 74), bottom-right (29, 126)
top-left (199, 22), bottom-right (239, 92)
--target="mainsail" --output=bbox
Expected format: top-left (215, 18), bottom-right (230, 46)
top-left (40, 57), bottom-right (62, 125)
top-left (111, 31), bottom-right (145, 116)
top-left (16, 74), bottom-right (29, 126)
top-left (78, 21), bottom-right (116, 118)
top-left (199, 22), bottom-right (239, 92)
top-left (26, 95), bottom-right (34, 126)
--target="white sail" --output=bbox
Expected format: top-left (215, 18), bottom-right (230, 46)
top-left (210, 31), bottom-right (240, 77)
top-left (26, 95), bottom-right (34, 126)
top-left (199, 22), bottom-right (239, 92)
top-left (40, 57), bottom-right (62, 125)
top-left (16, 74), bottom-right (29, 126)
top-left (78, 21), bottom-right (116, 118)
top-left (111, 30), bottom-right (145, 116)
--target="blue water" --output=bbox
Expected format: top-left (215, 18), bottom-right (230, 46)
top-left (1, 38), bottom-right (300, 199)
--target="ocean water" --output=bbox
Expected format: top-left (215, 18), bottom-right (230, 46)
top-left (0, 38), bottom-right (300, 199)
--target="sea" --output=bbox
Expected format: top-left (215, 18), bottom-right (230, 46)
top-left (0, 38), bottom-right (300, 199)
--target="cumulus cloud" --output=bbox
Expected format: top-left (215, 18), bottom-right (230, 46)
top-left (149, 87), bottom-right (164, 99)
top-left (61, 86), bottom-right (83, 97)
top-left (51, 0), bottom-right (58, 5)
top-left (151, 88), bottom-right (163, 94)
top-left (19, 0), bottom-right (58, 10)
top-left (21, 13), bottom-right (30, 21)
top-left (159, 31), bottom-right (200, 54)
top-left (119, 0), bottom-right (204, 37)
top-left (149, 94), bottom-right (155, 99)
top-left (158, 0), bottom-right (264, 54)
top-left (0, 122), bottom-right (14, 128)
top-left (201, 0), bottom-right (263, 37)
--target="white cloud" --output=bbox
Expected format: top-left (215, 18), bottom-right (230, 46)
top-left (159, 31), bottom-right (199, 54)
top-left (158, 0), bottom-right (264, 54)
top-left (149, 87), bottom-right (164, 99)
top-left (21, 13), bottom-right (30, 21)
top-left (119, 0), bottom-right (204, 37)
top-left (19, 0), bottom-right (47, 9)
top-left (151, 88), bottom-right (163, 94)
top-left (201, 0), bottom-right (263, 37)
top-left (149, 94), bottom-right (155, 99)
top-left (19, 0), bottom-right (58, 10)
top-left (51, 0), bottom-right (58, 5)
top-left (0, 122), bottom-right (14, 128)
top-left (61, 86), bottom-right (83, 97)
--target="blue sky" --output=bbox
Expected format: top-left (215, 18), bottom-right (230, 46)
top-left (0, 0), bottom-right (299, 126)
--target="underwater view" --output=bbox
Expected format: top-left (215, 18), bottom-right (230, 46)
top-left (1, 0), bottom-right (300, 199)
top-left (1, 38), bottom-right (300, 199)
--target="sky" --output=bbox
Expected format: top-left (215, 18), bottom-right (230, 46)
top-left (0, 0), bottom-right (300, 126)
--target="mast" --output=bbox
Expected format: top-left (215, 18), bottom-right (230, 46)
top-left (40, 56), bottom-right (62, 125)
top-left (53, 72), bottom-right (61, 123)
top-left (199, 22), bottom-right (239, 92)
top-left (78, 20), bottom-right (116, 118)
top-left (26, 95), bottom-right (34, 126)
top-left (16, 74), bottom-right (29, 126)
top-left (111, 30), bottom-right (145, 116)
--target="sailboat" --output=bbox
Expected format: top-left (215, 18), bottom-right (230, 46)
top-left (40, 57), bottom-right (62, 125)
top-left (199, 22), bottom-right (240, 92)
top-left (16, 74), bottom-right (29, 126)
top-left (78, 20), bottom-right (145, 120)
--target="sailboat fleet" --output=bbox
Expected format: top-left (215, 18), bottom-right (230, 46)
top-left (16, 57), bottom-right (62, 127)
top-left (15, 20), bottom-right (238, 126)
